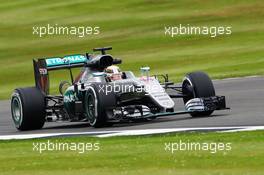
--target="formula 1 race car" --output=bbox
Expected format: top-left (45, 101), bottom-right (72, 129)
top-left (11, 47), bottom-right (228, 130)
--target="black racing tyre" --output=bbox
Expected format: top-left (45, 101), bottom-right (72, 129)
top-left (84, 84), bottom-right (116, 128)
top-left (11, 87), bottom-right (46, 130)
top-left (182, 71), bottom-right (215, 117)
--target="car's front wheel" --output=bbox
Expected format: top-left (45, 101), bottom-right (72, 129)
top-left (182, 71), bottom-right (216, 117)
top-left (84, 84), bottom-right (116, 127)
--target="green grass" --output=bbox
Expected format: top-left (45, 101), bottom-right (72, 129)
top-left (0, 131), bottom-right (263, 175)
top-left (0, 0), bottom-right (264, 99)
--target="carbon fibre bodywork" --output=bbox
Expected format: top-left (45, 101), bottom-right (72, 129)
top-left (15, 47), bottom-right (228, 129)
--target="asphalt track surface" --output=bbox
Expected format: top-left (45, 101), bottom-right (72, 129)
top-left (0, 77), bottom-right (263, 136)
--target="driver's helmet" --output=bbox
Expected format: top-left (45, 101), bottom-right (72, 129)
top-left (105, 65), bottom-right (122, 81)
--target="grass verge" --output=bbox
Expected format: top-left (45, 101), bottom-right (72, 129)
top-left (0, 131), bottom-right (263, 175)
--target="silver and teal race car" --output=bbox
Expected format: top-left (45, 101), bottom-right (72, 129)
top-left (11, 47), bottom-right (228, 130)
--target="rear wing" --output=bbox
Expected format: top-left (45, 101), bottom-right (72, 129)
top-left (33, 54), bottom-right (88, 95)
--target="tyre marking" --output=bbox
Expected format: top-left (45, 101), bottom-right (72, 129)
top-left (87, 86), bottom-right (98, 126)
top-left (11, 92), bottom-right (23, 126)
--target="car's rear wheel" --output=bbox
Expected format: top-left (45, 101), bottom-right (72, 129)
top-left (11, 87), bottom-right (46, 130)
top-left (182, 71), bottom-right (215, 117)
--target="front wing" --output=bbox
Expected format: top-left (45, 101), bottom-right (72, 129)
top-left (145, 96), bottom-right (229, 118)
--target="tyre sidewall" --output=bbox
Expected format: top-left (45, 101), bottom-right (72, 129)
top-left (182, 72), bottom-right (215, 117)
top-left (85, 86), bottom-right (100, 126)
top-left (84, 83), bottom-right (116, 127)
top-left (11, 91), bottom-right (23, 128)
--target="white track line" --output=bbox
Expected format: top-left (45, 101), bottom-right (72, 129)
top-left (0, 131), bottom-right (117, 140)
top-left (213, 75), bottom-right (262, 81)
top-left (97, 126), bottom-right (264, 138)
top-left (0, 126), bottom-right (264, 140)
top-left (220, 126), bottom-right (264, 133)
